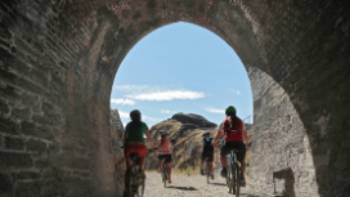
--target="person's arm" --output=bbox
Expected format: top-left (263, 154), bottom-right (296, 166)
top-left (213, 123), bottom-right (224, 147)
top-left (242, 124), bottom-right (249, 145)
top-left (123, 124), bottom-right (129, 146)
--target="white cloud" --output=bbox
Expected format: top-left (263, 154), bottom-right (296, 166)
top-left (235, 90), bottom-right (241, 95)
top-left (114, 84), bottom-right (205, 102)
top-left (128, 90), bottom-right (205, 101)
top-left (160, 109), bottom-right (177, 115)
top-left (110, 98), bottom-right (135, 106)
top-left (115, 84), bottom-right (159, 94)
top-left (118, 110), bottom-right (129, 119)
top-left (205, 107), bottom-right (224, 114)
top-left (143, 115), bottom-right (161, 123)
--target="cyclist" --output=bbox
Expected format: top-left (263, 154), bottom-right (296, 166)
top-left (200, 132), bottom-right (214, 179)
top-left (157, 132), bottom-right (173, 183)
top-left (123, 109), bottom-right (152, 194)
top-left (214, 106), bottom-right (248, 186)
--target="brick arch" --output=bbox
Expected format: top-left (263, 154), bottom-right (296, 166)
top-left (0, 1), bottom-right (349, 197)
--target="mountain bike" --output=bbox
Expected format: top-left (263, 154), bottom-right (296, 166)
top-left (203, 157), bottom-right (213, 184)
top-left (160, 159), bottom-right (170, 187)
top-left (125, 153), bottom-right (145, 197)
top-left (225, 149), bottom-right (241, 197)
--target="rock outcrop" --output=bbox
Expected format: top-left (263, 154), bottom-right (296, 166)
top-left (246, 67), bottom-right (319, 197)
top-left (145, 113), bottom-right (217, 171)
top-left (110, 109), bottom-right (125, 194)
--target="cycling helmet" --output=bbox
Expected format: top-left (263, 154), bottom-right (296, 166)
top-left (130, 109), bottom-right (141, 121)
top-left (202, 132), bottom-right (210, 137)
top-left (225, 106), bottom-right (236, 116)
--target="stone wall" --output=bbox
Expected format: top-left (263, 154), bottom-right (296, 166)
top-left (0, 1), bottom-right (349, 196)
top-left (247, 67), bottom-right (319, 197)
top-left (110, 109), bottom-right (125, 195)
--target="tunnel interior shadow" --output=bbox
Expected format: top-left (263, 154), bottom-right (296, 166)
top-left (273, 168), bottom-right (296, 197)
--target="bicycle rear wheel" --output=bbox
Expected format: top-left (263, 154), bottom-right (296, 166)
top-left (226, 163), bottom-right (233, 193)
top-left (162, 167), bottom-right (168, 188)
top-left (136, 179), bottom-right (145, 197)
top-left (205, 161), bottom-right (210, 184)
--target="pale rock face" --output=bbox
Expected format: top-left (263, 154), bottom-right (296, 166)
top-left (247, 67), bottom-right (319, 197)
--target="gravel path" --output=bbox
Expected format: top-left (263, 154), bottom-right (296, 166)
top-left (144, 172), bottom-right (269, 197)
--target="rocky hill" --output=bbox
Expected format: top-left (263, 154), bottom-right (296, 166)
top-left (145, 113), bottom-right (218, 171)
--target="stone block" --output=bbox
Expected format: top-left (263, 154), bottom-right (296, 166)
top-left (26, 139), bottom-right (47, 153)
top-left (14, 181), bottom-right (41, 197)
top-left (5, 136), bottom-right (24, 150)
top-left (21, 121), bottom-right (53, 140)
top-left (0, 99), bottom-right (9, 115)
top-left (0, 116), bottom-right (19, 134)
top-left (0, 173), bottom-right (12, 194)
top-left (13, 171), bottom-right (40, 180)
top-left (12, 107), bottom-right (32, 121)
top-left (0, 151), bottom-right (33, 168)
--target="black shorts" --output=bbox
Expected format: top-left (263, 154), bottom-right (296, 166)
top-left (201, 150), bottom-right (214, 162)
top-left (158, 154), bottom-right (172, 163)
top-left (220, 141), bottom-right (246, 163)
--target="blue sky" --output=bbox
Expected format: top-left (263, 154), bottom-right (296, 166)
top-left (111, 22), bottom-right (253, 126)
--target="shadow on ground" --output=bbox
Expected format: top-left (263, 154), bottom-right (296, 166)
top-left (166, 185), bottom-right (198, 191)
top-left (208, 182), bottom-right (226, 187)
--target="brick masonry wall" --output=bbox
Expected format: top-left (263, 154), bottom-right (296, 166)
top-left (0, 0), bottom-right (349, 197)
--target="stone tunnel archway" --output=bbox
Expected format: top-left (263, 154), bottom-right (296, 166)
top-left (0, 1), bottom-right (349, 197)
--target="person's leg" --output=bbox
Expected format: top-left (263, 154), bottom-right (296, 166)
top-left (138, 144), bottom-right (148, 171)
top-left (200, 152), bottom-right (205, 174)
top-left (159, 157), bottom-right (164, 172)
top-left (237, 142), bottom-right (246, 186)
top-left (220, 144), bottom-right (228, 177)
top-left (209, 153), bottom-right (214, 178)
top-left (167, 155), bottom-right (172, 183)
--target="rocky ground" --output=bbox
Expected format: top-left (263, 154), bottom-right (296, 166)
top-left (144, 171), bottom-right (270, 197)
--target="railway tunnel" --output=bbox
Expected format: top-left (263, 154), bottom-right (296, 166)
top-left (0, 1), bottom-right (349, 197)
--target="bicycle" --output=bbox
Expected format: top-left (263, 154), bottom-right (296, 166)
top-left (160, 158), bottom-right (171, 187)
top-left (203, 157), bottom-right (214, 184)
top-left (225, 149), bottom-right (241, 197)
top-left (125, 153), bottom-right (145, 197)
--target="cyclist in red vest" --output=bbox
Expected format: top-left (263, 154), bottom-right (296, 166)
top-left (214, 106), bottom-right (248, 186)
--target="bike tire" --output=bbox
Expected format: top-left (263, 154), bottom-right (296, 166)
top-left (232, 162), bottom-right (240, 197)
top-left (205, 161), bottom-right (210, 184)
top-left (136, 179), bottom-right (145, 197)
top-left (162, 167), bottom-right (168, 188)
top-left (226, 163), bottom-right (233, 193)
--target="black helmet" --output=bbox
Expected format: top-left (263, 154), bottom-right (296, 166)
top-left (130, 110), bottom-right (141, 121)
top-left (225, 106), bottom-right (236, 116)
top-left (202, 132), bottom-right (210, 137)
top-left (160, 131), bottom-right (169, 137)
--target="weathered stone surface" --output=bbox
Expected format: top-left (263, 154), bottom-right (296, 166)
top-left (110, 109), bottom-right (125, 194)
top-left (246, 67), bottom-right (319, 197)
top-left (0, 1), bottom-right (349, 196)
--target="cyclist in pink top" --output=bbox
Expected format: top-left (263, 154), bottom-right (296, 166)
top-left (157, 132), bottom-right (173, 183)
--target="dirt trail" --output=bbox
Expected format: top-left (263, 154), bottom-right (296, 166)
top-left (144, 172), bottom-right (269, 197)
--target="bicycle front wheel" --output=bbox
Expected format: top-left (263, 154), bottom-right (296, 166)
top-left (232, 163), bottom-right (240, 197)
top-left (226, 164), bottom-right (233, 193)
